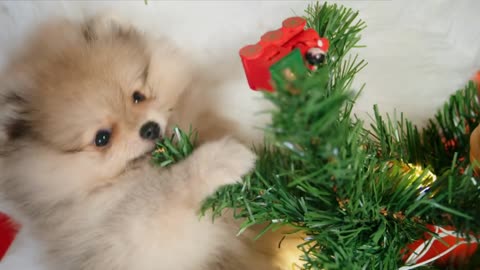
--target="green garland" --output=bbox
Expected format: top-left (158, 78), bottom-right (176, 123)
top-left (153, 3), bottom-right (480, 269)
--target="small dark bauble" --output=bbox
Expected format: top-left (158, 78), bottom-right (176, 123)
top-left (306, 47), bottom-right (326, 66)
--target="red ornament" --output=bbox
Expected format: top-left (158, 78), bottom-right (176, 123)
top-left (473, 70), bottom-right (480, 102)
top-left (239, 16), bottom-right (329, 91)
top-left (402, 224), bottom-right (479, 269)
top-left (0, 212), bottom-right (19, 261)
top-left (441, 137), bottom-right (458, 153)
top-left (474, 71), bottom-right (480, 89)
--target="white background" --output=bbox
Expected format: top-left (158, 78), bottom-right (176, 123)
top-left (0, 1), bottom-right (479, 269)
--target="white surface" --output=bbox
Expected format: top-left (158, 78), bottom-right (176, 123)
top-left (0, 1), bottom-right (479, 269)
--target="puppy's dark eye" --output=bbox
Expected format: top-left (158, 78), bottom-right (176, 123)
top-left (132, 91), bottom-right (146, 104)
top-left (95, 130), bottom-right (111, 147)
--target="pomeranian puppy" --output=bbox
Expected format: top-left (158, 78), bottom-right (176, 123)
top-left (0, 15), bottom-right (301, 270)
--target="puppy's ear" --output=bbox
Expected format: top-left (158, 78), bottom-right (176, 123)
top-left (146, 39), bottom-right (194, 109)
top-left (0, 75), bottom-right (31, 144)
top-left (82, 12), bottom-right (140, 43)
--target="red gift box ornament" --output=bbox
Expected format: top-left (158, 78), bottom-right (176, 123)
top-left (0, 212), bottom-right (20, 261)
top-left (239, 16), bottom-right (329, 92)
top-left (401, 224), bottom-right (479, 269)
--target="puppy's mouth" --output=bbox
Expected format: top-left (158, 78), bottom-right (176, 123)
top-left (130, 146), bottom-right (157, 164)
top-left (128, 133), bottom-right (165, 166)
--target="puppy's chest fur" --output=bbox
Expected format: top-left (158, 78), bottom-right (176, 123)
top-left (34, 163), bottom-right (271, 270)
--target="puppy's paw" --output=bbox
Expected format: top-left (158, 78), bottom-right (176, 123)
top-left (195, 137), bottom-right (256, 186)
top-left (82, 12), bottom-right (138, 41)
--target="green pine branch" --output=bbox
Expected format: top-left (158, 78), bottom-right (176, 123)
top-left (152, 126), bottom-right (196, 167)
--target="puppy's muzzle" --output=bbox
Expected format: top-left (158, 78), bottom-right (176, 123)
top-left (140, 121), bottom-right (161, 140)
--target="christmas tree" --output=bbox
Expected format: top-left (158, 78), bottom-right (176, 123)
top-left (154, 3), bottom-right (480, 269)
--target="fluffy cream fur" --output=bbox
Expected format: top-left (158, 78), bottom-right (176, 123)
top-left (0, 15), bottom-right (300, 270)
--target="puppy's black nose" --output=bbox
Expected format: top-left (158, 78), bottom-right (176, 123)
top-left (140, 121), bottom-right (160, 140)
